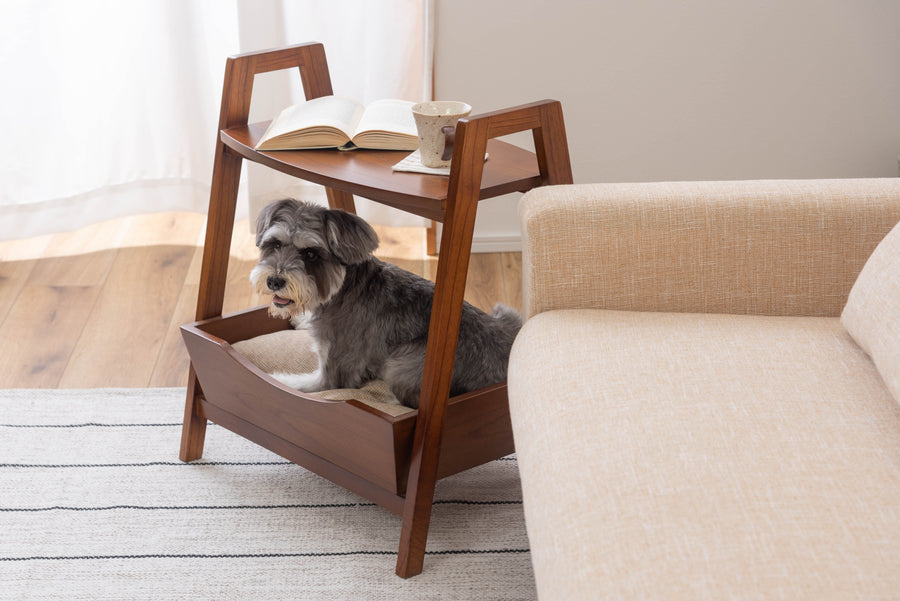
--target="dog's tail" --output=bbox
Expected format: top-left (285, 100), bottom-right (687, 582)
top-left (490, 302), bottom-right (523, 332)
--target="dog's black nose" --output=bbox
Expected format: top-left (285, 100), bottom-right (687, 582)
top-left (266, 275), bottom-right (286, 291)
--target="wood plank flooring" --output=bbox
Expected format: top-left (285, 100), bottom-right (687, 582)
top-left (0, 212), bottom-right (523, 389)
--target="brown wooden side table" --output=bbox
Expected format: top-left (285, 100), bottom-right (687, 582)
top-left (178, 42), bottom-right (572, 578)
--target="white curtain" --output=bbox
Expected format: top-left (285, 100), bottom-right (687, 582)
top-left (0, 0), bottom-right (433, 241)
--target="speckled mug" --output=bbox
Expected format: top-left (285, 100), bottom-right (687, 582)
top-left (411, 101), bottom-right (472, 168)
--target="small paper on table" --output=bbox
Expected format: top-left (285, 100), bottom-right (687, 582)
top-left (391, 150), bottom-right (488, 176)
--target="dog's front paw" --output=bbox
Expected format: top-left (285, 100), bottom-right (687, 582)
top-left (270, 370), bottom-right (325, 392)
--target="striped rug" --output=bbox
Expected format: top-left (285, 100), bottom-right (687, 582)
top-left (0, 388), bottom-right (536, 600)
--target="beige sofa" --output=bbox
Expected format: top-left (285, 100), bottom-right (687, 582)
top-left (508, 179), bottom-right (900, 599)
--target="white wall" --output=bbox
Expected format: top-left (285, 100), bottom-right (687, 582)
top-left (434, 0), bottom-right (900, 251)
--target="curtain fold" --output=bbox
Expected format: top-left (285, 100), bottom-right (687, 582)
top-left (0, 0), bottom-right (433, 241)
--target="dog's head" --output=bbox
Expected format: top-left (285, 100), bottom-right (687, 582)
top-left (250, 199), bottom-right (378, 319)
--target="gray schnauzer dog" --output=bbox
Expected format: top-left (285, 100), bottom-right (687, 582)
top-left (250, 199), bottom-right (522, 409)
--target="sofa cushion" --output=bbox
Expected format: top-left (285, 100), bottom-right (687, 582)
top-left (842, 219), bottom-right (900, 402)
top-left (509, 309), bottom-right (900, 600)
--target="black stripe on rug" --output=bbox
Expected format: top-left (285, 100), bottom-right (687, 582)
top-left (1, 549), bottom-right (531, 562)
top-left (0, 461), bottom-right (294, 468)
top-left (0, 499), bottom-right (523, 512)
top-left (0, 423), bottom-right (185, 428)
top-left (1, 458), bottom-right (516, 468)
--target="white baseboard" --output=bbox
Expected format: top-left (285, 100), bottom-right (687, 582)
top-left (429, 224), bottom-right (523, 254)
top-left (470, 233), bottom-right (522, 254)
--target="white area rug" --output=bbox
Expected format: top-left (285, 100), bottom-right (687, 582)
top-left (0, 388), bottom-right (535, 600)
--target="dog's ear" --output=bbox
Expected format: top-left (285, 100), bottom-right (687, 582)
top-left (255, 199), bottom-right (298, 247)
top-left (322, 209), bottom-right (379, 264)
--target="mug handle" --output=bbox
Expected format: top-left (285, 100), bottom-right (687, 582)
top-left (441, 126), bottom-right (456, 161)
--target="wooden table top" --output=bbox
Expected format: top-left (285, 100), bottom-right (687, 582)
top-left (221, 122), bottom-right (543, 222)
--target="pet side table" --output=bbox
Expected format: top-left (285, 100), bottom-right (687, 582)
top-left (178, 42), bottom-right (572, 578)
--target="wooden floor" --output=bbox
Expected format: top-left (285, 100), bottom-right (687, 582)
top-left (0, 212), bottom-right (523, 389)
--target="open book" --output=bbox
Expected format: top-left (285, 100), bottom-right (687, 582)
top-left (254, 96), bottom-right (419, 151)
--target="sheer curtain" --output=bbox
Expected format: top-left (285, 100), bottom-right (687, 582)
top-left (0, 0), bottom-right (433, 241)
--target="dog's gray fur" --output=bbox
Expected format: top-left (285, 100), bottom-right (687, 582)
top-left (250, 199), bottom-right (522, 409)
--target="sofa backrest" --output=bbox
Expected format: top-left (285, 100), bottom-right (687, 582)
top-left (520, 179), bottom-right (900, 319)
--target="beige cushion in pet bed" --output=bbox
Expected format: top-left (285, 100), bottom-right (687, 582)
top-left (232, 328), bottom-right (415, 418)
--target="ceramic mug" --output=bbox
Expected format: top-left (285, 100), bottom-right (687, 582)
top-left (411, 101), bottom-right (472, 168)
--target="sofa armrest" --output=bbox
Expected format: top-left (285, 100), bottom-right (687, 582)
top-left (520, 179), bottom-right (900, 318)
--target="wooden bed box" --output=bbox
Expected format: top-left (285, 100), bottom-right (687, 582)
top-left (181, 305), bottom-right (515, 515)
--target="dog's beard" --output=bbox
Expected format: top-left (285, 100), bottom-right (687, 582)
top-left (250, 264), bottom-right (317, 319)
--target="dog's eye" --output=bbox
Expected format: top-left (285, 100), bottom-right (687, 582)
top-left (302, 248), bottom-right (320, 262)
top-left (264, 239), bottom-right (283, 251)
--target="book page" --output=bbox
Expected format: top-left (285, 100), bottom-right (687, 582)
top-left (353, 99), bottom-right (417, 138)
top-left (256, 96), bottom-right (365, 148)
top-left (350, 99), bottom-right (418, 149)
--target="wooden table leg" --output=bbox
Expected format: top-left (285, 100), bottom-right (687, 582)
top-left (326, 187), bottom-right (357, 214)
top-left (179, 367), bottom-right (207, 462)
top-left (395, 120), bottom-right (489, 578)
top-left (179, 143), bottom-right (243, 462)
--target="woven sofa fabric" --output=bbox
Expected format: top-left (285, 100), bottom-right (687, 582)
top-left (519, 178), bottom-right (900, 319)
top-left (842, 219), bottom-right (900, 403)
top-left (508, 309), bottom-right (900, 600)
